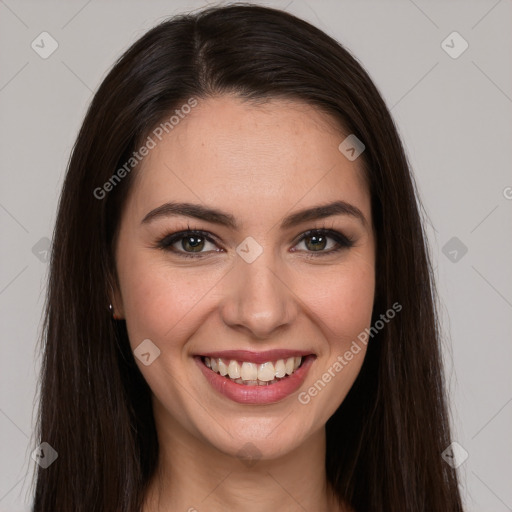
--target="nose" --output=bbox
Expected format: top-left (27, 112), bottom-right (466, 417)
top-left (219, 249), bottom-right (299, 340)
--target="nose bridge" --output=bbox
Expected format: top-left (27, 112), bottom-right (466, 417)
top-left (220, 241), bottom-right (297, 338)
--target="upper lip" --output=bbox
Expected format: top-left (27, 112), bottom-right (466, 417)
top-left (197, 349), bottom-right (314, 364)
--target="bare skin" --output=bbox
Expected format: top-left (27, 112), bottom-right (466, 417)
top-left (112, 95), bottom-right (374, 512)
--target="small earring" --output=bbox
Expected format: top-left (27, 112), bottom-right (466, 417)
top-left (109, 303), bottom-right (121, 320)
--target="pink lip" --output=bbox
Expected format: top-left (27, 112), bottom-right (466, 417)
top-left (197, 349), bottom-right (313, 365)
top-left (195, 354), bottom-right (316, 405)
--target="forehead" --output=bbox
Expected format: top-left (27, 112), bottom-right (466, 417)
top-left (126, 95), bottom-right (370, 227)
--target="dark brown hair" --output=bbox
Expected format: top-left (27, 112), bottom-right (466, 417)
top-left (31, 3), bottom-right (464, 511)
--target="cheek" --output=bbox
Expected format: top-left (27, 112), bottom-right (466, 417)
top-left (118, 252), bottom-right (225, 348)
top-left (293, 264), bottom-right (374, 428)
top-left (120, 246), bottom-right (375, 348)
top-left (296, 262), bottom-right (375, 348)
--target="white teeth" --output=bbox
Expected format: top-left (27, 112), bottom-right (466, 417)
top-left (241, 362), bottom-right (258, 381)
top-left (228, 360), bottom-right (241, 379)
top-left (285, 357), bottom-right (295, 375)
top-left (217, 359), bottom-right (228, 376)
top-left (257, 362), bottom-right (275, 381)
top-left (274, 359), bottom-right (286, 378)
top-left (204, 355), bottom-right (304, 384)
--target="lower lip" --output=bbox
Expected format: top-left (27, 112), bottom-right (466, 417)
top-left (195, 355), bottom-right (315, 405)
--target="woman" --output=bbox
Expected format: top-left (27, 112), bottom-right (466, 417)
top-left (31, 3), bottom-right (465, 511)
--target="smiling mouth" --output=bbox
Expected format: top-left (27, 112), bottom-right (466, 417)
top-left (201, 355), bottom-right (307, 386)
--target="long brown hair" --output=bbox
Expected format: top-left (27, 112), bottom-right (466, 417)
top-left (30, 4), bottom-right (464, 511)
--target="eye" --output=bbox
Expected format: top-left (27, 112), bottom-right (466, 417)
top-left (292, 229), bottom-right (354, 256)
top-left (156, 227), bottom-right (354, 259)
top-left (157, 230), bottom-right (220, 258)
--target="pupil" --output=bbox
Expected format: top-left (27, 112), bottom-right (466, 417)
top-left (307, 235), bottom-right (326, 251)
top-left (184, 236), bottom-right (204, 252)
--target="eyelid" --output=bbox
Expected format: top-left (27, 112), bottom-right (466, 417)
top-left (292, 228), bottom-right (353, 246)
top-left (157, 229), bottom-right (221, 253)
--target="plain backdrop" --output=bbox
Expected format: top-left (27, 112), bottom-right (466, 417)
top-left (0, 1), bottom-right (511, 510)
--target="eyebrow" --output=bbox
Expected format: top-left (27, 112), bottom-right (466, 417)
top-left (141, 200), bottom-right (367, 230)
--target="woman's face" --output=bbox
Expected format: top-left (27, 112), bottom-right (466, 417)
top-left (113, 95), bottom-right (375, 460)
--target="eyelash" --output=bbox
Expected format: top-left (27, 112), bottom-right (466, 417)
top-left (155, 225), bottom-right (355, 259)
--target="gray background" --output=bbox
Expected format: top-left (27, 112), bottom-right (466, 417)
top-left (1, 0), bottom-right (511, 510)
